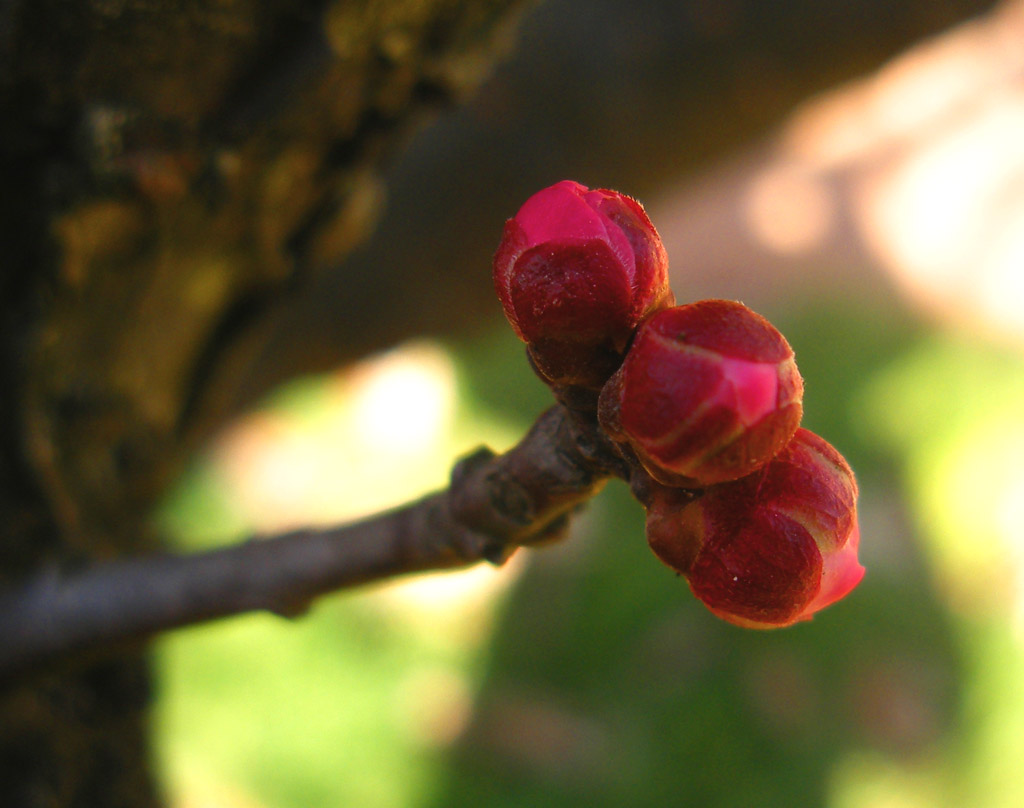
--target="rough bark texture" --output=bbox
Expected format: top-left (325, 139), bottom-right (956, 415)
top-left (0, 0), bottom-right (996, 804)
top-left (0, 1), bottom-right (530, 804)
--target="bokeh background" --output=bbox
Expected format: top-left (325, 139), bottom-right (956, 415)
top-left (151, 1), bottom-right (1024, 805)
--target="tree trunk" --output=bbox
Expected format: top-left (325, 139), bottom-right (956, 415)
top-left (0, 1), bottom-right (529, 803)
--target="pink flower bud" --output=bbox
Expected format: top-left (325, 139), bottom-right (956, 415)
top-left (645, 429), bottom-right (864, 629)
top-left (493, 180), bottom-right (673, 388)
top-left (599, 300), bottom-right (803, 486)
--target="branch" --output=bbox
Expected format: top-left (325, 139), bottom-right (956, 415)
top-left (0, 406), bottom-right (621, 685)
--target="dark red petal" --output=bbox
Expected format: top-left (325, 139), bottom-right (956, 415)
top-left (687, 510), bottom-right (823, 627)
top-left (647, 300), bottom-right (794, 364)
top-left (507, 240), bottom-right (634, 344)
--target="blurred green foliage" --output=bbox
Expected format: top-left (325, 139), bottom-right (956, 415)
top-left (154, 293), bottom-right (1024, 807)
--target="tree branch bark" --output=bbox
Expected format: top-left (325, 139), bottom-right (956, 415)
top-left (0, 405), bottom-right (621, 686)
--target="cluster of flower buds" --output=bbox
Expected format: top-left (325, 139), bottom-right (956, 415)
top-left (494, 181), bottom-right (864, 628)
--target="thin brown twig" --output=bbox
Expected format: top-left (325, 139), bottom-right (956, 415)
top-left (0, 406), bottom-right (624, 685)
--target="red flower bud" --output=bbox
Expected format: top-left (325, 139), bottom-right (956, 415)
top-left (599, 299), bottom-right (803, 486)
top-left (493, 180), bottom-right (673, 388)
top-left (646, 429), bottom-right (864, 629)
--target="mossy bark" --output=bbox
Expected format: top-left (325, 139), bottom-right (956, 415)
top-left (0, 1), bottom-right (528, 804)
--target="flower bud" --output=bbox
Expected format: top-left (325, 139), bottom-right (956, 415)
top-left (599, 299), bottom-right (803, 486)
top-left (493, 180), bottom-right (673, 388)
top-left (645, 429), bottom-right (864, 629)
